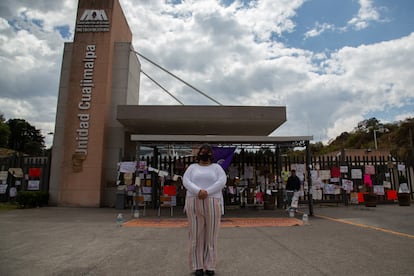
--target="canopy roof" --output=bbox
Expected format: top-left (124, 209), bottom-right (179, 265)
top-left (117, 105), bottom-right (287, 136)
top-left (130, 134), bottom-right (313, 144)
top-left (130, 134), bottom-right (313, 150)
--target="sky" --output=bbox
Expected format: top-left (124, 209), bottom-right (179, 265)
top-left (0, 0), bottom-right (413, 148)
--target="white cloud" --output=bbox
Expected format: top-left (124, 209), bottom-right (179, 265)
top-left (347, 0), bottom-right (381, 30)
top-left (0, 0), bottom-right (412, 149)
top-left (304, 22), bottom-right (335, 39)
top-left (305, 0), bottom-right (384, 38)
top-left (233, 0), bottom-right (304, 41)
top-left (395, 113), bottom-right (414, 122)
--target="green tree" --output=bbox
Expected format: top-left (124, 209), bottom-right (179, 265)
top-left (356, 117), bottom-right (380, 132)
top-left (6, 119), bottom-right (45, 155)
top-left (309, 142), bottom-right (324, 155)
top-left (0, 113), bottom-right (10, 147)
top-left (391, 117), bottom-right (414, 163)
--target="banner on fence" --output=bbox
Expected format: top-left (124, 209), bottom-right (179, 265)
top-left (212, 147), bottom-right (236, 170)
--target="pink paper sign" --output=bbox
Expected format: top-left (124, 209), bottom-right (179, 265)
top-left (363, 174), bottom-right (372, 187)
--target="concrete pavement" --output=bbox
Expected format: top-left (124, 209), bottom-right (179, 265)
top-left (0, 204), bottom-right (413, 276)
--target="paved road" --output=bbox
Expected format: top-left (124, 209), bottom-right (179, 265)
top-left (0, 204), bottom-right (413, 276)
top-left (311, 203), bottom-right (414, 237)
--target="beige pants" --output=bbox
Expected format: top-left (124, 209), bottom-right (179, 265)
top-left (185, 197), bottom-right (221, 271)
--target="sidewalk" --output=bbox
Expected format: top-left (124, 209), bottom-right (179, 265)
top-left (0, 204), bottom-right (413, 276)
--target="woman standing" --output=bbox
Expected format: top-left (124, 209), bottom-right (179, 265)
top-left (183, 144), bottom-right (227, 276)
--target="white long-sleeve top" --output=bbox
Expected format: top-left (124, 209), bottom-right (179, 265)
top-left (183, 163), bottom-right (227, 200)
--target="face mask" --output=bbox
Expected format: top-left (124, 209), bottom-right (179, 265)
top-left (199, 153), bottom-right (210, 162)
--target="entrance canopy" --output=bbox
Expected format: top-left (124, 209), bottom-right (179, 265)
top-left (117, 104), bottom-right (312, 149)
top-left (130, 134), bottom-right (313, 149)
top-left (117, 105), bottom-right (287, 136)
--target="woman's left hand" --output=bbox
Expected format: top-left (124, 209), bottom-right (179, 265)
top-left (198, 189), bottom-right (208, 199)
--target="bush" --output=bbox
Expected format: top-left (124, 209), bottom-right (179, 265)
top-left (16, 191), bottom-right (49, 208)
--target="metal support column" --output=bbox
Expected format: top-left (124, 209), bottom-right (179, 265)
top-left (276, 145), bottom-right (284, 209)
top-left (151, 147), bottom-right (159, 208)
top-left (305, 141), bottom-right (314, 216)
top-left (340, 148), bottom-right (349, 205)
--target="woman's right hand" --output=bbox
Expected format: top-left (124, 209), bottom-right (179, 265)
top-left (198, 189), bottom-right (208, 199)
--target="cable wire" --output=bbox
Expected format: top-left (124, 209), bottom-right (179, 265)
top-left (132, 50), bottom-right (222, 105)
top-left (141, 70), bottom-right (184, 105)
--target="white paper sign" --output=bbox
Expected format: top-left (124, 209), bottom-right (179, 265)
top-left (0, 171), bottom-right (8, 181)
top-left (324, 184), bottom-right (336, 194)
top-left (383, 181), bottom-right (391, 189)
top-left (158, 170), bottom-right (169, 177)
top-left (310, 170), bottom-right (318, 180)
top-left (311, 187), bottom-right (323, 200)
top-left (142, 187), bottom-right (152, 194)
top-left (373, 185), bottom-right (384, 195)
top-left (399, 183), bottom-right (409, 193)
top-left (319, 170), bottom-right (331, 180)
top-left (293, 164), bottom-right (305, 181)
top-left (351, 169), bottom-right (362, 179)
top-left (9, 187), bottom-right (17, 197)
top-left (340, 166), bottom-right (348, 173)
top-left (342, 179), bottom-right (354, 191)
top-left (397, 164), bottom-right (405, 171)
top-left (119, 161), bottom-right (137, 173)
top-left (27, 180), bottom-right (40, 190)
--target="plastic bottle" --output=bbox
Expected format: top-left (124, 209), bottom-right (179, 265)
top-left (134, 209), bottom-right (139, 218)
top-left (117, 213), bottom-right (123, 227)
top-left (302, 213), bottom-right (308, 224)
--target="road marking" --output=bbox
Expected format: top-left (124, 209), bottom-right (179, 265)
top-left (316, 214), bottom-right (414, 239)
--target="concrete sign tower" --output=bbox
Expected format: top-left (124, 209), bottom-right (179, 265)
top-left (49, 0), bottom-right (140, 207)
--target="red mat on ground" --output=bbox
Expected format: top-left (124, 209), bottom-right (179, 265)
top-left (123, 217), bottom-right (303, 228)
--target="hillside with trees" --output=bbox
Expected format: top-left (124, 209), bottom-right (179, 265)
top-left (310, 117), bottom-right (414, 164)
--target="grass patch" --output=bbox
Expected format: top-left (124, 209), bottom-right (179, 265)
top-left (0, 202), bottom-right (19, 211)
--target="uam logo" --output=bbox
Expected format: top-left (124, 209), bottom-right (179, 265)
top-left (217, 159), bottom-right (225, 165)
top-left (80, 10), bottom-right (108, 21)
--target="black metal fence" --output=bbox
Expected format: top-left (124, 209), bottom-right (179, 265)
top-left (0, 154), bottom-right (50, 202)
top-left (139, 152), bottom-right (413, 207)
top-left (1, 151), bottom-right (411, 206)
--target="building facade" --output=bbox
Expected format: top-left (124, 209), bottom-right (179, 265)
top-left (49, 0), bottom-right (140, 207)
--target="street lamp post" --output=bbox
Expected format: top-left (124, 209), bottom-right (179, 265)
top-left (374, 129), bottom-right (379, 150)
top-left (373, 125), bottom-right (388, 150)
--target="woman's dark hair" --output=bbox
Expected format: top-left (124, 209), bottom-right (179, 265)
top-left (197, 144), bottom-right (214, 162)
